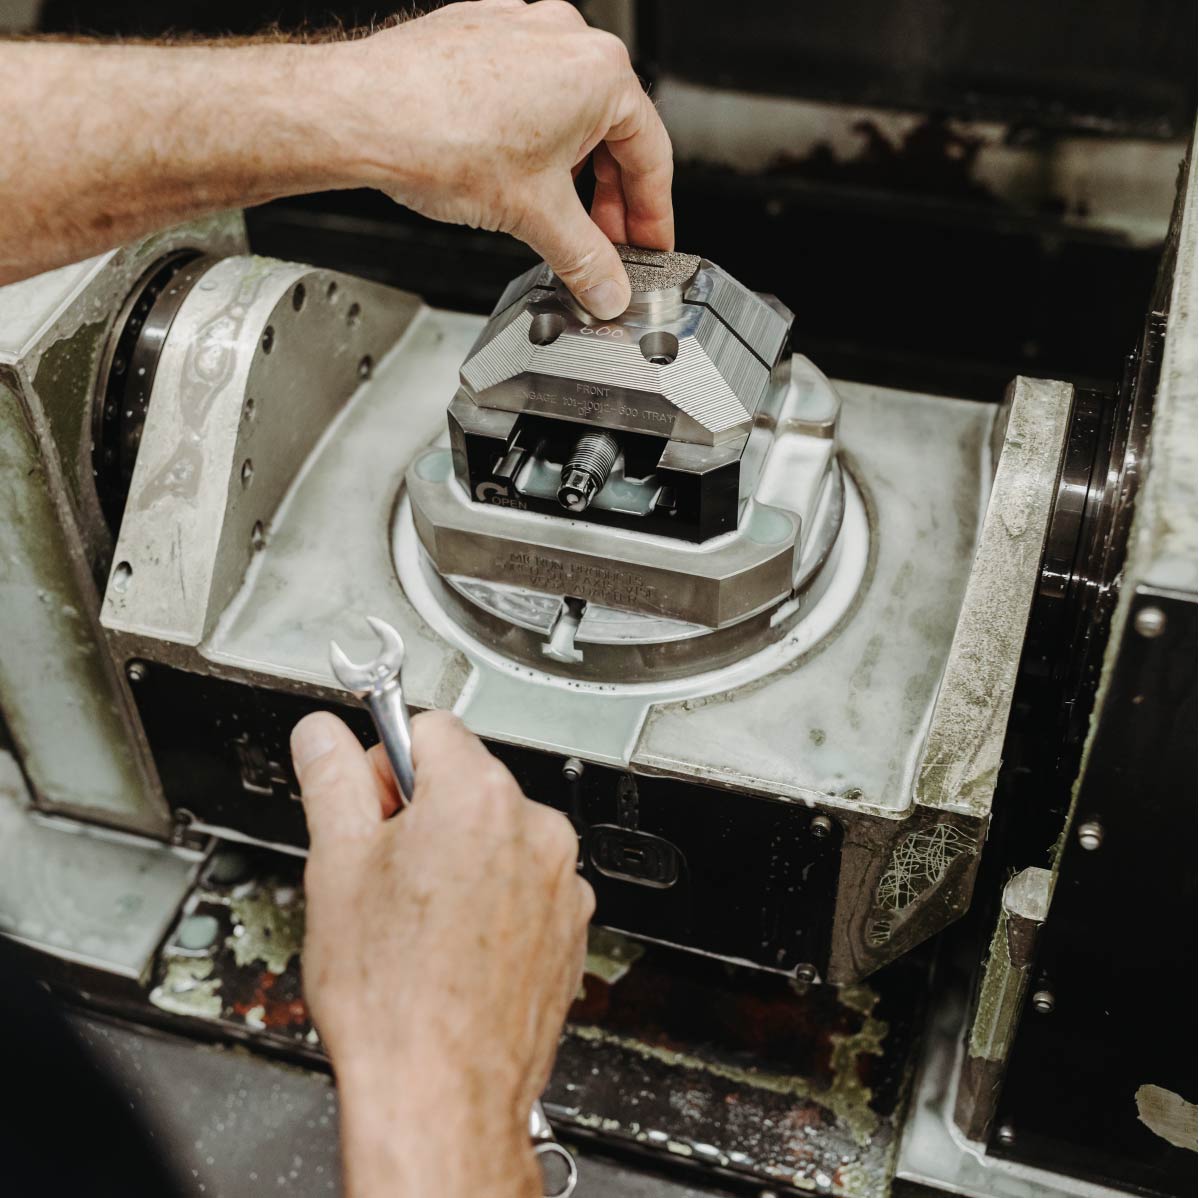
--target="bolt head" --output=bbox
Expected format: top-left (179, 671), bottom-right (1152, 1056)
top-left (810, 814), bottom-right (834, 840)
top-left (997, 1124), bottom-right (1016, 1146)
top-left (794, 963), bottom-right (818, 984)
top-left (126, 660), bottom-right (147, 683)
top-left (1077, 820), bottom-right (1104, 851)
top-left (1134, 605), bottom-right (1167, 639)
top-left (1032, 989), bottom-right (1055, 1014)
top-left (562, 756), bottom-right (585, 783)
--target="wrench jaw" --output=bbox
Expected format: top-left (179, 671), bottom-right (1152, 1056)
top-left (328, 617), bottom-right (407, 694)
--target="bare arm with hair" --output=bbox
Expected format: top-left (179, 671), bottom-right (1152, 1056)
top-left (0, 0), bottom-right (674, 317)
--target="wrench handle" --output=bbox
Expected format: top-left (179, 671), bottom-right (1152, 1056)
top-left (365, 682), bottom-right (416, 805)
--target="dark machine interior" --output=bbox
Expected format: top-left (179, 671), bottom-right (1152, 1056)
top-left (6, 2), bottom-right (1197, 1196)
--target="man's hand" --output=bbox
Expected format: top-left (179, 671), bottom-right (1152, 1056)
top-left (0, 2), bottom-right (675, 318)
top-left (291, 709), bottom-right (593, 1198)
top-left (347, 0), bottom-right (674, 317)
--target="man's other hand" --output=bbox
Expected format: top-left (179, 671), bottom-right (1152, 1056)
top-left (343, 0), bottom-right (675, 319)
top-left (291, 708), bottom-right (593, 1198)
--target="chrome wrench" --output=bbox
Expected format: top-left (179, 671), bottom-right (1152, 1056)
top-left (328, 616), bottom-right (577, 1198)
top-left (329, 615), bottom-right (415, 804)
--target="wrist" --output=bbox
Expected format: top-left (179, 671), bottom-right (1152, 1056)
top-left (335, 1051), bottom-right (538, 1198)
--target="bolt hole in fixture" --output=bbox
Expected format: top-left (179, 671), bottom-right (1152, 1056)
top-left (250, 520), bottom-right (266, 551)
top-left (346, 302), bottom-right (361, 327)
top-left (326, 280), bottom-right (339, 302)
top-left (291, 282), bottom-right (306, 312)
top-left (557, 431), bottom-right (620, 512)
top-left (358, 355), bottom-right (374, 380)
top-left (112, 560), bottom-right (133, 593)
top-left (261, 325), bottom-right (274, 354)
top-left (242, 396), bottom-right (256, 423)
top-left (528, 312), bottom-right (566, 347)
top-left (240, 459), bottom-right (254, 488)
top-left (639, 329), bottom-right (679, 365)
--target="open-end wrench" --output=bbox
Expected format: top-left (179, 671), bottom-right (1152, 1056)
top-left (328, 616), bottom-right (577, 1198)
top-left (329, 615), bottom-right (415, 804)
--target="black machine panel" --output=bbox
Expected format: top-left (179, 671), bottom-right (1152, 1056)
top-left (131, 666), bottom-right (840, 977)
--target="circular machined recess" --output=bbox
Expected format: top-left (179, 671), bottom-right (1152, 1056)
top-left (639, 330), bottom-right (679, 365)
top-left (394, 467), bottom-right (868, 686)
top-left (529, 312), bottom-right (565, 346)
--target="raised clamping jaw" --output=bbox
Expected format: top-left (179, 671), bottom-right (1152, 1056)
top-left (444, 245), bottom-right (796, 545)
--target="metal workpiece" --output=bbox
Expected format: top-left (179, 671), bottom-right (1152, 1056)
top-left (101, 254), bottom-right (423, 647)
top-left (0, 214), bottom-right (245, 833)
top-left (459, 246), bottom-right (788, 447)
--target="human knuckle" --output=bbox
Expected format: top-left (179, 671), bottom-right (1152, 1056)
top-left (542, 0), bottom-right (583, 20)
top-left (557, 243), bottom-right (606, 285)
top-left (590, 29), bottom-right (629, 67)
top-left (534, 807), bottom-right (579, 863)
top-left (480, 756), bottom-right (519, 799)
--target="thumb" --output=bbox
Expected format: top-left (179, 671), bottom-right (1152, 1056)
top-left (518, 175), bottom-right (630, 320)
top-left (291, 711), bottom-right (384, 851)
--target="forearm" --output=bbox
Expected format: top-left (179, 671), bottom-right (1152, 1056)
top-left (0, 39), bottom-right (369, 283)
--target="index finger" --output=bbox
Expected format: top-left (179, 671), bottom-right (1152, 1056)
top-left (604, 84), bottom-right (675, 251)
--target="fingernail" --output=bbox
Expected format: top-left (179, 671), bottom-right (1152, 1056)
top-left (579, 279), bottom-right (627, 321)
top-left (291, 714), bottom-right (336, 774)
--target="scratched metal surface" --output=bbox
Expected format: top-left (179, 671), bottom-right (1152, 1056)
top-left (144, 847), bottom-right (927, 1197)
